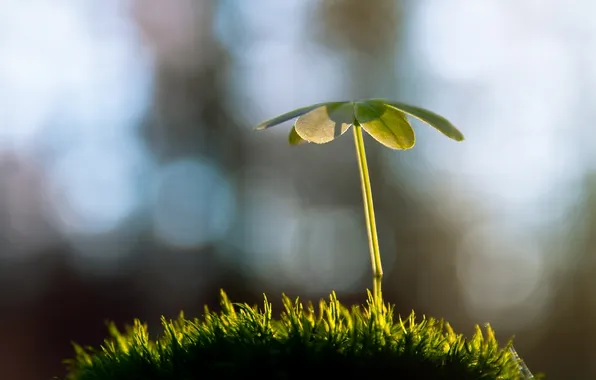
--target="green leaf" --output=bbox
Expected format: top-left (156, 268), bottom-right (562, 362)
top-left (254, 102), bottom-right (331, 130)
top-left (294, 102), bottom-right (354, 144)
top-left (288, 126), bottom-right (307, 145)
top-left (354, 100), bottom-right (415, 150)
top-left (379, 100), bottom-right (465, 141)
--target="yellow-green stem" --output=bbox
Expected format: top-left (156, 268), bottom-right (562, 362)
top-left (352, 124), bottom-right (383, 304)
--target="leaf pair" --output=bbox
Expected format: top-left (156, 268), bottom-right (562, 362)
top-left (255, 99), bottom-right (464, 150)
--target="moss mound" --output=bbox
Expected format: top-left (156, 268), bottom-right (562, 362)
top-left (63, 291), bottom-right (530, 379)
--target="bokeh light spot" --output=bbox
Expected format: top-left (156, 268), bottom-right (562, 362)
top-left (151, 158), bottom-right (235, 249)
top-left (47, 139), bottom-right (149, 236)
top-left (456, 223), bottom-right (549, 328)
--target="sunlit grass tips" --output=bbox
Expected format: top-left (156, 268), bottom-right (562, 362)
top-left (63, 290), bottom-right (528, 380)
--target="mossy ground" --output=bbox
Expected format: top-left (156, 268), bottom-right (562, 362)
top-left (62, 291), bottom-right (534, 379)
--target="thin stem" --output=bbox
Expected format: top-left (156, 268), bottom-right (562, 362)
top-left (352, 124), bottom-right (383, 304)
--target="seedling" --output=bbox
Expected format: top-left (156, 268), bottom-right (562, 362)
top-left (256, 99), bottom-right (464, 303)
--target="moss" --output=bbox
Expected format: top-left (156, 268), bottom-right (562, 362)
top-left (63, 290), bottom-right (532, 379)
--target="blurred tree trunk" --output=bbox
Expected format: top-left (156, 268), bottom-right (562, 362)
top-left (131, 0), bottom-right (253, 311)
top-left (134, 0), bottom-right (245, 171)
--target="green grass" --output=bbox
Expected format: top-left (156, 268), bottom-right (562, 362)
top-left (62, 290), bottom-right (532, 379)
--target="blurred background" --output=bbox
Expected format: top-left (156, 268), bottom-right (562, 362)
top-left (1, 0), bottom-right (595, 378)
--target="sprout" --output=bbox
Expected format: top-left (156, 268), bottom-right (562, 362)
top-left (256, 99), bottom-right (464, 303)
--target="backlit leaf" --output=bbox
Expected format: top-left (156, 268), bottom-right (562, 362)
top-left (254, 102), bottom-right (331, 130)
top-left (379, 100), bottom-right (464, 141)
top-left (294, 102), bottom-right (354, 144)
top-left (288, 126), bottom-right (307, 145)
top-left (354, 100), bottom-right (415, 150)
